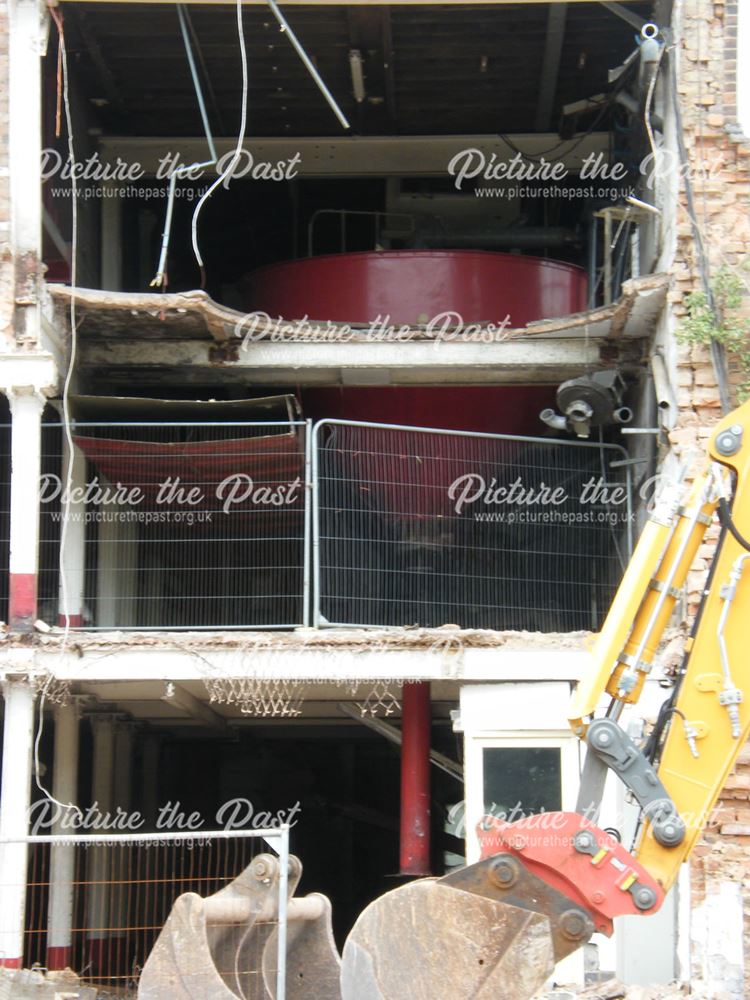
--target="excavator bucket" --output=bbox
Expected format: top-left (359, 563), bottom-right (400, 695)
top-left (340, 841), bottom-right (606, 1000)
top-left (340, 878), bottom-right (556, 1000)
top-left (338, 810), bottom-right (672, 999)
top-left (137, 853), bottom-right (341, 1000)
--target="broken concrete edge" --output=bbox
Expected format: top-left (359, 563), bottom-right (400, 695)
top-left (6, 625), bottom-right (592, 652)
top-left (46, 273), bottom-right (669, 346)
top-left (0, 623), bottom-right (688, 655)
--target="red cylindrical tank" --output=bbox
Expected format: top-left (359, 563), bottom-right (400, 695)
top-left (242, 250), bottom-right (586, 327)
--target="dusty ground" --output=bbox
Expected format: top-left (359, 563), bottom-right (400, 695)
top-left (540, 981), bottom-right (734, 999)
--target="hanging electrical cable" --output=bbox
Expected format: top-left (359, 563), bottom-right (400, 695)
top-left (498, 45), bottom-right (643, 168)
top-left (39, 4), bottom-right (83, 818)
top-left (189, 0), bottom-right (248, 282)
top-left (499, 98), bottom-right (617, 165)
top-left (150, 4), bottom-right (219, 290)
top-left (189, 0), bottom-right (350, 280)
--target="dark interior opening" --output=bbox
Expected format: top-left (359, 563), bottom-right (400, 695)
top-left (41, 1), bottom-right (657, 305)
top-left (14, 716), bottom-right (463, 964)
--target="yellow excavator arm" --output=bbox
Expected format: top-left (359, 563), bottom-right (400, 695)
top-left (572, 400), bottom-right (750, 893)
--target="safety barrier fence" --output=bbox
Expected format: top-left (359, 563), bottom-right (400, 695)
top-left (34, 420), bottom-right (311, 630)
top-left (0, 826), bottom-right (291, 998)
top-left (0, 418), bottom-right (632, 631)
top-left (312, 420), bottom-right (632, 632)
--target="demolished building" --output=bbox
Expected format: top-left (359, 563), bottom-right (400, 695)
top-left (0, 0), bottom-right (748, 995)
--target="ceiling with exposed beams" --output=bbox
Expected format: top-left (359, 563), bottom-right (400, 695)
top-left (54, 2), bottom-right (654, 137)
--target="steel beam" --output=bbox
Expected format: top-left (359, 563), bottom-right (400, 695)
top-left (598, 1), bottom-right (648, 32)
top-left (161, 682), bottom-right (227, 730)
top-left (338, 701), bottom-right (462, 780)
top-left (534, 3), bottom-right (568, 132)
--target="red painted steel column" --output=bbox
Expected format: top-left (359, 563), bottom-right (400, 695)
top-left (400, 682), bottom-right (431, 876)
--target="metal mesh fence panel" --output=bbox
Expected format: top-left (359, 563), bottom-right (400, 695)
top-left (313, 420), bottom-right (632, 631)
top-left (36, 421), bottom-right (309, 630)
top-left (14, 829), bottom-right (289, 997)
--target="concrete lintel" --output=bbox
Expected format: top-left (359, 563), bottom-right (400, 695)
top-left (79, 334), bottom-right (606, 385)
top-left (49, 274), bottom-right (665, 384)
top-left (23, 639), bottom-right (589, 684)
top-left (97, 132), bottom-right (611, 178)
top-left (0, 354), bottom-right (59, 396)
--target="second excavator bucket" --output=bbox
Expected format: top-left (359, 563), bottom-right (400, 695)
top-left (340, 878), bottom-right (556, 1000)
top-left (137, 852), bottom-right (341, 1000)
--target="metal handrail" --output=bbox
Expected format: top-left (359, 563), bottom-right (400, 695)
top-left (307, 209), bottom-right (415, 256)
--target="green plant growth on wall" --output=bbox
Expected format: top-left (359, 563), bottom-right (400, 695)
top-left (677, 267), bottom-right (750, 399)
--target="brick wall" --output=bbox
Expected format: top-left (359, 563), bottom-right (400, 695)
top-left (669, 0), bottom-right (750, 432)
top-left (668, 0), bottom-right (750, 604)
top-left (692, 745), bottom-right (750, 986)
top-left (0, 2), bottom-right (12, 344)
top-left (667, 0), bottom-right (750, 986)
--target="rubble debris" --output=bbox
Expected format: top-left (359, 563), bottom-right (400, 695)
top-left (0, 967), bottom-right (97, 1000)
top-left (537, 980), bottom-right (718, 1000)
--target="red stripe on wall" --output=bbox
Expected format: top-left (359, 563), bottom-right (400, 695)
top-left (47, 945), bottom-right (73, 970)
top-left (9, 572), bottom-right (37, 629)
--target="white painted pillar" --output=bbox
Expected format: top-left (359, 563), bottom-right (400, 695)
top-left (0, 678), bottom-right (36, 968)
top-left (46, 699), bottom-right (80, 970)
top-left (8, 0), bottom-right (46, 343)
top-left (86, 715), bottom-right (115, 973)
top-left (57, 438), bottom-right (87, 627)
top-left (8, 389), bottom-right (45, 630)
